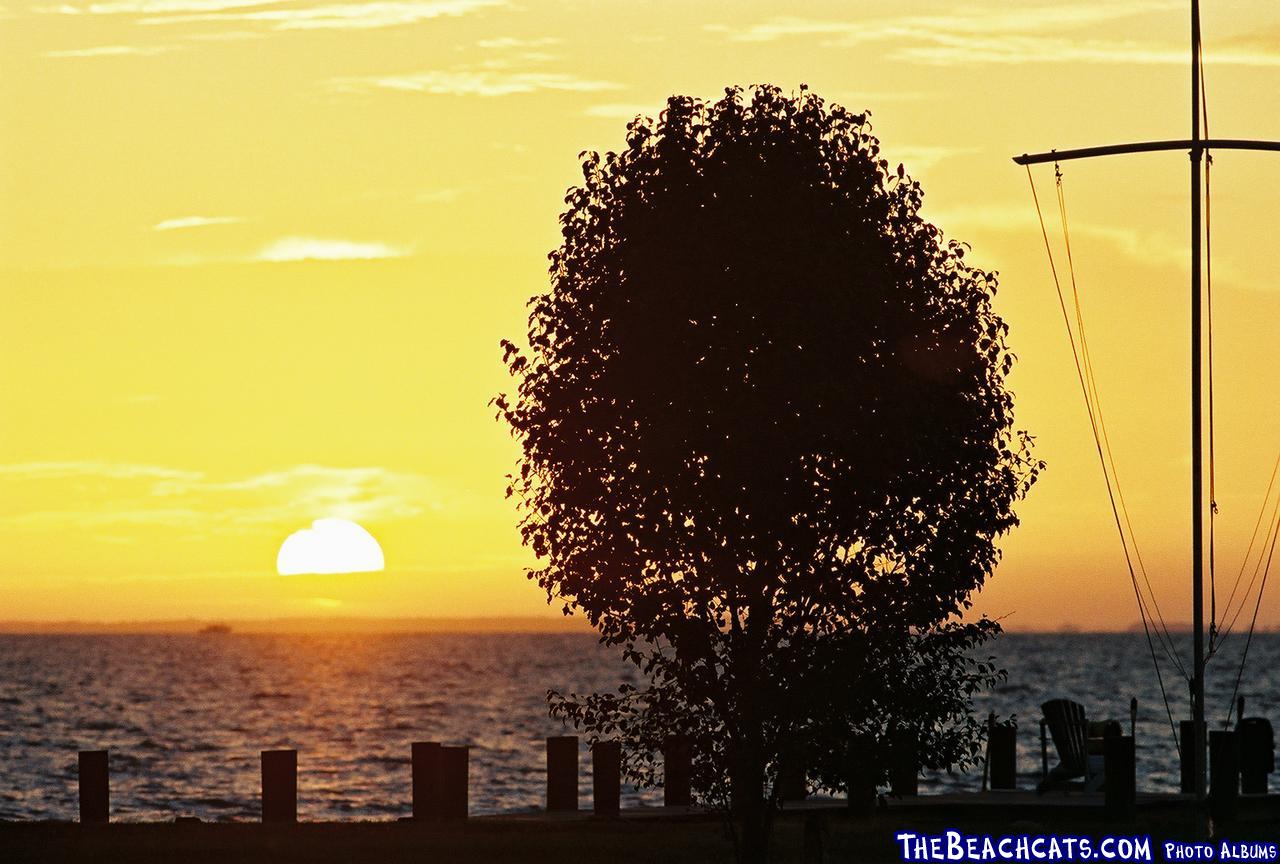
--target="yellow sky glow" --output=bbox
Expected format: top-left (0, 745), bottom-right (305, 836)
top-left (3, 0), bottom-right (1280, 629)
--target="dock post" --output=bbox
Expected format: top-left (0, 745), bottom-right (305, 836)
top-left (411, 742), bottom-right (442, 820)
top-left (547, 735), bottom-right (579, 812)
top-left (78, 750), bottom-right (109, 824)
top-left (591, 740), bottom-right (621, 817)
top-left (989, 721), bottom-right (1017, 791)
top-left (1104, 736), bottom-right (1136, 820)
top-left (441, 745), bottom-right (469, 820)
top-left (1239, 718), bottom-right (1274, 794)
top-left (662, 735), bottom-right (692, 807)
top-left (889, 729), bottom-right (918, 797)
top-left (1179, 720), bottom-right (1205, 794)
top-left (261, 749), bottom-right (297, 823)
top-left (1210, 730), bottom-right (1239, 823)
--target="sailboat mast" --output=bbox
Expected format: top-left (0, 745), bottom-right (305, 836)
top-left (1189, 0), bottom-right (1207, 799)
top-left (1015, 0), bottom-right (1280, 800)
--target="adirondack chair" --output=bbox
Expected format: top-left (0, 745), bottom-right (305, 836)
top-left (1037, 699), bottom-right (1119, 793)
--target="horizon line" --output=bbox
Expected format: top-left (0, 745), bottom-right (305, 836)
top-left (0, 615), bottom-right (1270, 636)
top-left (0, 615), bottom-right (594, 635)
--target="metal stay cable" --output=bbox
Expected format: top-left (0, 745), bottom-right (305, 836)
top-left (1054, 167), bottom-right (1188, 678)
top-left (1214, 450), bottom-right (1280, 652)
top-left (1218, 472), bottom-right (1280, 646)
top-left (1201, 30), bottom-right (1220, 654)
top-left (1025, 165), bottom-right (1183, 753)
top-left (1196, 29), bottom-right (1278, 693)
top-left (1223, 498), bottom-right (1280, 728)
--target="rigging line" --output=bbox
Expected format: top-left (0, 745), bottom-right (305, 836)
top-left (1201, 28), bottom-right (1218, 649)
top-left (1207, 152), bottom-right (1217, 648)
top-left (1218, 487), bottom-right (1280, 646)
top-left (1216, 449), bottom-right (1280, 638)
top-left (1052, 168), bottom-right (1187, 676)
top-left (1198, 17), bottom-right (1210, 143)
top-left (1053, 169), bottom-right (1188, 677)
top-left (1223, 493), bottom-right (1280, 729)
top-left (1025, 166), bottom-right (1184, 751)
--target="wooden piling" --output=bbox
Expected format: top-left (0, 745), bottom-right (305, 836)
top-left (261, 749), bottom-right (297, 823)
top-left (411, 742), bottom-right (442, 820)
top-left (988, 722), bottom-right (1017, 791)
top-left (1104, 736), bottom-right (1135, 820)
top-left (662, 735), bottom-right (692, 807)
top-left (441, 745), bottom-right (469, 820)
top-left (1210, 730), bottom-right (1239, 823)
top-left (1180, 720), bottom-right (1205, 794)
top-left (546, 735), bottom-right (578, 812)
top-left (1239, 717), bottom-right (1274, 794)
top-left (591, 740), bottom-right (621, 817)
top-left (77, 750), bottom-right (109, 824)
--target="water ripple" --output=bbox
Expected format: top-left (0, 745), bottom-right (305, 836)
top-left (1, 633), bottom-right (1275, 820)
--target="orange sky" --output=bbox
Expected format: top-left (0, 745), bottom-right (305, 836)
top-left (3, 0), bottom-right (1280, 631)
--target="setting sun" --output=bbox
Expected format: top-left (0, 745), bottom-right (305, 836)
top-left (276, 518), bottom-right (385, 576)
top-left (3, 0), bottom-right (1279, 631)
top-left (6, 1), bottom-right (1280, 856)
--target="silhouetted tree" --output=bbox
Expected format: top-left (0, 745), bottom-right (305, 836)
top-left (496, 85), bottom-right (1041, 863)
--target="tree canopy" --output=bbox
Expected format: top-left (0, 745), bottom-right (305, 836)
top-left (496, 84), bottom-right (1041, 860)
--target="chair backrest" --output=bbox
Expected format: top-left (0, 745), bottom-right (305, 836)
top-left (1041, 699), bottom-right (1088, 771)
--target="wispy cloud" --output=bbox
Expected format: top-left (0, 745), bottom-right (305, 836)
top-left (713, 3), bottom-right (1178, 43)
top-left (898, 36), bottom-right (1280, 67)
top-left (153, 214), bottom-right (243, 231)
top-left (145, 0), bottom-right (504, 30)
top-left (0, 462), bottom-right (448, 531)
top-left (0, 461), bottom-right (200, 481)
top-left (476, 35), bottom-right (558, 49)
top-left (152, 465), bottom-right (438, 524)
top-left (254, 236), bottom-right (406, 261)
top-left (44, 43), bottom-right (177, 57)
top-left (708, 2), bottom-right (1280, 67)
top-left (46, 0), bottom-right (290, 14)
top-left (414, 188), bottom-right (461, 204)
top-left (924, 203), bottom-right (1249, 285)
top-left (180, 28), bottom-right (264, 40)
top-left (338, 69), bottom-right (621, 97)
top-left (893, 145), bottom-right (979, 172)
top-left (583, 102), bottom-right (656, 120)
top-left (40, 0), bottom-right (503, 33)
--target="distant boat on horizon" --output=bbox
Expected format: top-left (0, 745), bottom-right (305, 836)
top-left (198, 623), bottom-right (232, 635)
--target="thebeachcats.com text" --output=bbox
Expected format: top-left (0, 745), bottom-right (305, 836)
top-left (896, 831), bottom-right (1154, 862)
top-left (896, 833), bottom-right (1280, 863)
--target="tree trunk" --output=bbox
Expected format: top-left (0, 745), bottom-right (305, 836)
top-left (738, 800), bottom-right (771, 864)
top-left (731, 734), bottom-right (771, 864)
top-left (731, 594), bottom-right (773, 864)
